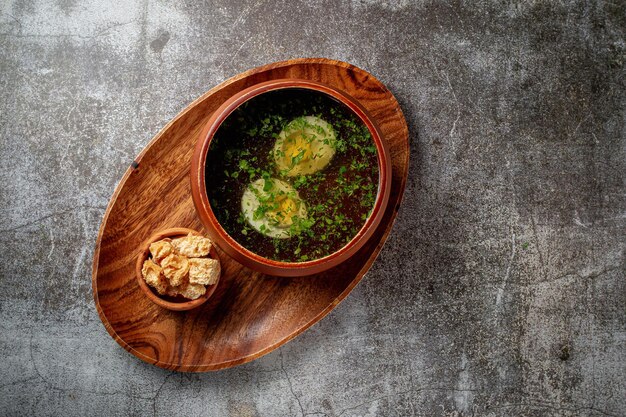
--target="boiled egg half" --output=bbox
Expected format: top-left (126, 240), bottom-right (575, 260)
top-left (273, 116), bottom-right (336, 177)
top-left (241, 178), bottom-right (307, 239)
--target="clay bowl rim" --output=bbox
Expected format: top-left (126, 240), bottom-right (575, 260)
top-left (135, 227), bottom-right (220, 311)
top-left (190, 79), bottom-right (392, 277)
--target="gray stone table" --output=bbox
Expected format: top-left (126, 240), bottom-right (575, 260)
top-left (1, 1), bottom-right (624, 416)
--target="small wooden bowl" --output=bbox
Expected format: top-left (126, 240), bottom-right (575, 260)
top-left (135, 227), bottom-right (220, 311)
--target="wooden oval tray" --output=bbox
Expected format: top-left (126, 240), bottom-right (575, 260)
top-left (92, 58), bottom-right (409, 371)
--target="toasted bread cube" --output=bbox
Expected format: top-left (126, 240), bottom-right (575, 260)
top-left (179, 283), bottom-right (207, 300)
top-left (149, 239), bottom-right (173, 264)
top-left (141, 259), bottom-right (168, 295)
top-left (167, 283), bottom-right (206, 300)
top-left (171, 233), bottom-right (212, 258)
top-left (160, 253), bottom-right (189, 287)
top-left (188, 258), bottom-right (220, 285)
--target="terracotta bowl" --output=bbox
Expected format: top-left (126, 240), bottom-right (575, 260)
top-left (190, 79), bottom-right (392, 277)
top-left (135, 227), bottom-right (221, 311)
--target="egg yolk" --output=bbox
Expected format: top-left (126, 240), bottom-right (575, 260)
top-left (266, 195), bottom-right (298, 227)
top-left (284, 132), bottom-right (313, 164)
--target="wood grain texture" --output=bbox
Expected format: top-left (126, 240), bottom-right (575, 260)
top-left (92, 58), bottom-right (410, 372)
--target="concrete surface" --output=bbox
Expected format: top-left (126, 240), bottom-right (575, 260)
top-left (1, 0), bottom-right (624, 416)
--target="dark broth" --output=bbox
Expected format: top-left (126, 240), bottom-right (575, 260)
top-left (205, 88), bottom-right (379, 262)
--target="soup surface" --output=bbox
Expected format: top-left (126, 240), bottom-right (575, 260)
top-left (205, 88), bottom-right (379, 262)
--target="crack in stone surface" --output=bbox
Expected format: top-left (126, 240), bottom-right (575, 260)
top-left (280, 350), bottom-right (305, 417)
